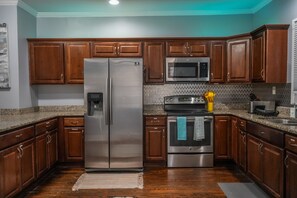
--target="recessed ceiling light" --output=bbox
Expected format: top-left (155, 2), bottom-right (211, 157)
top-left (109, 0), bottom-right (119, 5)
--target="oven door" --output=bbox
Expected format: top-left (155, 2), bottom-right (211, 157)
top-left (167, 116), bottom-right (213, 153)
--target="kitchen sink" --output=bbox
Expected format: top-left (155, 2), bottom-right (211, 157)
top-left (262, 117), bottom-right (297, 126)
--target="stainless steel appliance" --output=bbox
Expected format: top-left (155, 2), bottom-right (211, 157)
top-left (248, 101), bottom-right (278, 116)
top-left (84, 58), bottom-right (143, 171)
top-left (166, 57), bottom-right (210, 82)
top-left (164, 95), bottom-right (213, 167)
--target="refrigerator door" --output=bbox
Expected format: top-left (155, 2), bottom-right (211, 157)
top-left (84, 58), bottom-right (109, 169)
top-left (109, 58), bottom-right (143, 169)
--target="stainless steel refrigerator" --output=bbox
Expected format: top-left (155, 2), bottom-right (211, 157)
top-left (84, 58), bottom-right (143, 171)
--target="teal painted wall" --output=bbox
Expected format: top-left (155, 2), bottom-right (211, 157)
top-left (36, 15), bottom-right (253, 38)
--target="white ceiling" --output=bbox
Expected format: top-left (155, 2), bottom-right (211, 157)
top-left (1, 0), bottom-right (273, 17)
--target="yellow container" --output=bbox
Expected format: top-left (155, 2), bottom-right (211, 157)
top-left (207, 102), bottom-right (213, 112)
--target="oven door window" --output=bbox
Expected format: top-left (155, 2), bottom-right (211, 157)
top-left (168, 119), bottom-right (211, 146)
top-left (168, 63), bottom-right (198, 78)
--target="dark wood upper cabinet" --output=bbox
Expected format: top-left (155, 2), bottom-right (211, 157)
top-left (166, 41), bottom-right (209, 57)
top-left (227, 37), bottom-right (250, 83)
top-left (143, 42), bottom-right (165, 84)
top-left (92, 42), bottom-right (142, 57)
top-left (210, 41), bottom-right (226, 83)
top-left (251, 24), bottom-right (289, 83)
top-left (64, 42), bottom-right (91, 84)
top-left (29, 42), bottom-right (64, 84)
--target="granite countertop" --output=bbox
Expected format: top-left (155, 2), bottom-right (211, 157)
top-left (143, 105), bottom-right (297, 136)
top-left (0, 111), bottom-right (85, 134)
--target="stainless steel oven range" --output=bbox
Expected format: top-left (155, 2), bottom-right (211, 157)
top-left (164, 95), bottom-right (214, 167)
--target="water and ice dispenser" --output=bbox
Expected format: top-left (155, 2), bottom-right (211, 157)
top-left (87, 92), bottom-right (103, 116)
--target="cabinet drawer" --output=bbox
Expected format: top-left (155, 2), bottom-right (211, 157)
top-left (238, 118), bottom-right (246, 131)
top-left (145, 116), bottom-right (166, 126)
top-left (0, 126), bottom-right (34, 150)
top-left (35, 118), bottom-right (58, 135)
top-left (286, 134), bottom-right (297, 153)
top-left (64, 117), bottom-right (84, 127)
top-left (247, 121), bottom-right (284, 147)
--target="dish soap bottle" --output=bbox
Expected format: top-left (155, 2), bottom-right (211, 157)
top-left (204, 90), bottom-right (216, 112)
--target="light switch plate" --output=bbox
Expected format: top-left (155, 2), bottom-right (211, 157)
top-left (290, 107), bottom-right (295, 118)
top-left (272, 86), bottom-right (276, 95)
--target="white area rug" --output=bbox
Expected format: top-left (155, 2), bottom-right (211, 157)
top-left (72, 172), bottom-right (143, 191)
top-left (218, 182), bottom-right (270, 198)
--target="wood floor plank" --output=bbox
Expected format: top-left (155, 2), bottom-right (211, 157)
top-left (24, 166), bottom-right (249, 198)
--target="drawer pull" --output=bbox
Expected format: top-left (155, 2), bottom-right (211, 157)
top-left (290, 138), bottom-right (296, 142)
top-left (260, 131), bottom-right (265, 135)
top-left (15, 134), bottom-right (23, 138)
top-left (46, 121), bottom-right (50, 125)
top-left (153, 118), bottom-right (158, 120)
top-left (289, 143), bottom-right (297, 147)
top-left (71, 121), bottom-right (78, 124)
top-left (71, 128), bottom-right (79, 131)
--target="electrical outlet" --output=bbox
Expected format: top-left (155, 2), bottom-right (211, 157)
top-left (272, 86), bottom-right (276, 95)
top-left (290, 107), bottom-right (296, 118)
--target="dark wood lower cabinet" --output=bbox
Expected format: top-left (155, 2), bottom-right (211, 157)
top-left (238, 129), bottom-right (247, 171)
top-left (285, 151), bottom-right (297, 198)
top-left (145, 126), bottom-right (166, 161)
top-left (64, 128), bottom-right (84, 161)
top-left (247, 134), bottom-right (284, 198)
top-left (214, 116), bottom-right (231, 160)
top-left (0, 138), bottom-right (35, 198)
top-left (230, 117), bottom-right (238, 163)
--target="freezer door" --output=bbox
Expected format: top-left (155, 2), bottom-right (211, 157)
top-left (109, 58), bottom-right (143, 169)
top-left (84, 58), bottom-right (109, 169)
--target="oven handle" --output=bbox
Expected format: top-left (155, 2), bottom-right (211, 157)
top-left (167, 116), bottom-right (213, 122)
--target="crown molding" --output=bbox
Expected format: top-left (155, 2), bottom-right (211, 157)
top-left (17, 0), bottom-right (37, 16)
top-left (251, 0), bottom-right (272, 13)
top-left (0, 0), bottom-right (18, 6)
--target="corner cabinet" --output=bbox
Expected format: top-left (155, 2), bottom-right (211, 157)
top-left (144, 116), bottom-right (167, 164)
top-left (64, 42), bottom-right (91, 84)
top-left (210, 41), bottom-right (226, 83)
top-left (92, 42), bottom-right (142, 57)
top-left (166, 41), bottom-right (209, 57)
top-left (285, 134), bottom-right (297, 198)
top-left (29, 42), bottom-right (64, 84)
top-left (143, 42), bottom-right (165, 84)
top-left (251, 24), bottom-right (289, 83)
top-left (226, 37), bottom-right (251, 83)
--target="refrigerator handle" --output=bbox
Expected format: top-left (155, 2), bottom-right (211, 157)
top-left (110, 78), bottom-right (113, 125)
top-left (105, 78), bottom-right (109, 125)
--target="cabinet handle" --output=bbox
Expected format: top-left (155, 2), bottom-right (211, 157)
top-left (260, 131), bottom-right (265, 135)
top-left (161, 72), bottom-right (164, 78)
top-left (260, 69), bottom-right (264, 78)
top-left (82, 130), bottom-right (84, 134)
top-left (19, 144), bottom-right (24, 157)
top-left (189, 46), bottom-right (193, 56)
top-left (114, 46), bottom-right (117, 55)
top-left (284, 155), bottom-right (289, 168)
top-left (227, 72), bottom-right (230, 81)
top-left (71, 128), bottom-right (79, 131)
top-left (162, 129), bottom-right (165, 138)
top-left (243, 134), bottom-right (246, 144)
top-left (117, 46), bottom-right (120, 55)
top-left (211, 73), bottom-right (214, 80)
top-left (61, 73), bottom-right (64, 79)
top-left (15, 134), bottom-right (23, 138)
top-left (17, 147), bottom-right (21, 159)
top-left (46, 121), bottom-right (50, 125)
top-left (288, 143), bottom-right (297, 147)
top-left (259, 143), bottom-right (263, 154)
top-left (184, 45), bottom-right (187, 54)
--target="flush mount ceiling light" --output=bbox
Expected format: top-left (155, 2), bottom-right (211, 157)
top-left (109, 0), bottom-right (119, 5)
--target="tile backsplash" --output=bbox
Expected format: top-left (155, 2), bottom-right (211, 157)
top-left (144, 83), bottom-right (252, 104)
top-left (144, 83), bottom-right (291, 106)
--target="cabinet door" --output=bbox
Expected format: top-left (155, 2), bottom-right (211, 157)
top-left (144, 42), bottom-right (165, 84)
top-left (238, 130), bottom-right (247, 171)
top-left (64, 128), bottom-right (84, 161)
top-left (65, 42), bottom-right (91, 84)
top-left (145, 126), bottom-right (166, 161)
top-left (29, 42), bottom-right (64, 84)
top-left (227, 38), bottom-right (250, 82)
top-left (286, 151), bottom-right (297, 198)
top-left (252, 32), bottom-right (265, 82)
top-left (210, 41), bottom-right (226, 83)
top-left (247, 135), bottom-right (262, 183)
top-left (214, 116), bottom-right (231, 160)
top-left (231, 117), bottom-right (238, 163)
top-left (35, 133), bottom-right (47, 177)
top-left (0, 145), bottom-right (21, 198)
top-left (20, 139), bottom-right (35, 189)
top-left (166, 41), bottom-right (187, 56)
top-left (92, 42), bottom-right (118, 57)
top-left (48, 131), bottom-right (58, 168)
top-left (118, 42), bottom-right (142, 57)
top-left (262, 142), bottom-right (284, 197)
top-left (188, 41), bottom-right (209, 57)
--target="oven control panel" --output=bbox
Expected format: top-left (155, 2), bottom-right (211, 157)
top-left (164, 95), bottom-right (205, 104)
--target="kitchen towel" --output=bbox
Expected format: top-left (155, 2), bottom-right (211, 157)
top-left (193, 117), bottom-right (205, 141)
top-left (177, 116), bottom-right (187, 140)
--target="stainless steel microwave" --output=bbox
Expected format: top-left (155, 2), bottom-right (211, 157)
top-left (166, 57), bottom-right (210, 82)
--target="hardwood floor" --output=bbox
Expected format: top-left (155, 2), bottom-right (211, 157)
top-left (24, 166), bottom-right (250, 198)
